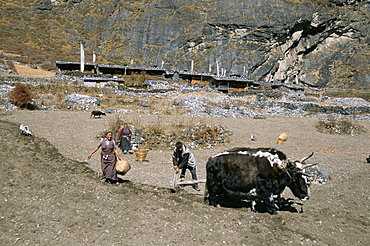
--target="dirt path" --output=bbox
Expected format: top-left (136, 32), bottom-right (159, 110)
top-left (1, 111), bottom-right (369, 245)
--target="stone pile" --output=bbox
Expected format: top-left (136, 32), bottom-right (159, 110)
top-left (324, 97), bottom-right (369, 107)
top-left (147, 82), bottom-right (172, 90)
top-left (305, 166), bottom-right (332, 185)
top-left (167, 88), bottom-right (370, 120)
top-left (0, 76), bottom-right (370, 121)
top-left (0, 83), bottom-right (16, 111)
top-left (63, 92), bottom-right (100, 106)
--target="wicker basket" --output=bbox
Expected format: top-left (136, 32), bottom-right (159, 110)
top-left (116, 159), bottom-right (131, 175)
top-left (134, 148), bottom-right (149, 162)
top-left (277, 132), bottom-right (288, 144)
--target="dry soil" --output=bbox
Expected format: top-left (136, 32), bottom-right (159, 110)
top-left (1, 111), bottom-right (369, 245)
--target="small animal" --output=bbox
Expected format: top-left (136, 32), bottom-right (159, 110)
top-left (90, 110), bottom-right (106, 118)
top-left (19, 124), bottom-right (32, 136)
top-left (367, 155), bottom-right (370, 163)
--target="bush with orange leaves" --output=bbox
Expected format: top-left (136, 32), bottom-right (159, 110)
top-left (8, 83), bottom-right (33, 107)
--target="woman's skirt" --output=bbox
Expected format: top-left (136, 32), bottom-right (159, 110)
top-left (101, 154), bottom-right (118, 181)
top-left (119, 136), bottom-right (132, 151)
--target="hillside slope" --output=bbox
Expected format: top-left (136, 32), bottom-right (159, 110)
top-left (0, 0), bottom-right (369, 89)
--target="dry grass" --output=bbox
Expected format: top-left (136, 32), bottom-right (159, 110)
top-left (316, 119), bottom-right (367, 136)
top-left (174, 91), bottom-right (223, 99)
top-left (31, 82), bottom-right (102, 109)
top-left (106, 115), bottom-right (123, 139)
top-left (124, 72), bottom-right (151, 88)
top-left (129, 114), bottom-right (145, 128)
top-left (150, 100), bottom-right (188, 115)
top-left (325, 91), bottom-right (370, 102)
top-left (0, 50), bottom-right (23, 57)
top-left (127, 114), bottom-right (196, 133)
top-left (13, 64), bottom-right (55, 77)
top-left (110, 113), bottom-right (217, 150)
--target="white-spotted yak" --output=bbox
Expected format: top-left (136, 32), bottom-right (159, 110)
top-left (205, 147), bottom-right (317, 214)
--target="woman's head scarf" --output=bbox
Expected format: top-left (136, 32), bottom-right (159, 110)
top-left (103, 130), bottom-right (112, 137)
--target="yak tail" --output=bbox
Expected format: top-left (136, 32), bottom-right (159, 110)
top-left (203, 184), bottom-right (209, 204)
top-left (222, 181), bottom-right (257, 200)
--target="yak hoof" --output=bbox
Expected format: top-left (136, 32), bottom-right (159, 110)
top-left (251, 200), bottom-right (257, 213)
top-left (269, 209), bottom-right (278, 215)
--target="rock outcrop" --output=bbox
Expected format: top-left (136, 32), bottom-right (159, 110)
top-left (1, 0), bottom-right (369, 89)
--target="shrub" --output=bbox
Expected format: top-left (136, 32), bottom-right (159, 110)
top-left (8, 83), bottom-right (33, 107)
top-left (316, 120), bottom-right (367, 136)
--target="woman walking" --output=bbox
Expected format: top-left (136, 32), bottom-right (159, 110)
top-left (118, 123), bottom-right (133, 154)
top-left (88, 131), bottom-right (122, 185)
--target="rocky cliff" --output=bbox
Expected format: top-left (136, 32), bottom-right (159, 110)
top-left (1, 0), bottom-right (369, 89)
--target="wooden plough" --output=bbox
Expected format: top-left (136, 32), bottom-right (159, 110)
top-left (176, 179), bottom-right (207, 185)
top-left (172, 171), bottom-right (206, 188)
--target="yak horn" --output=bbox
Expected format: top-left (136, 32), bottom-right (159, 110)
top-left (300, 163), bottom-right (319, 170)
top-left (298, 172), bottom-right (315, 177)
top-left (277, 160), bottom-right (288, 169)
top-left (300, 152), bottom-right (314, 164)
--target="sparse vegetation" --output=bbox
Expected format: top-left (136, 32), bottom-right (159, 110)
top-left (357, 92), bottom-right (370, 102)
top-left (7, 60), bottom-right (16, 72)
top-left (124, 72), bottom-right (150, 88)
top-left (106, 115), bottom-right (123, 140)
top-left (316, 119), bottom-right (367, 136)
top-left (102, 114), bottom-right (231, 150)
top-left (40, 61), bottom-right (56, 71)
top-left (325, 91), bottom-right (370, 102)
top-left (131, 122), bottom-right (231, 150)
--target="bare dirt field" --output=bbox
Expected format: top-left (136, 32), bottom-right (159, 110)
top-left (1, 110), bottom-right (369, 245)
